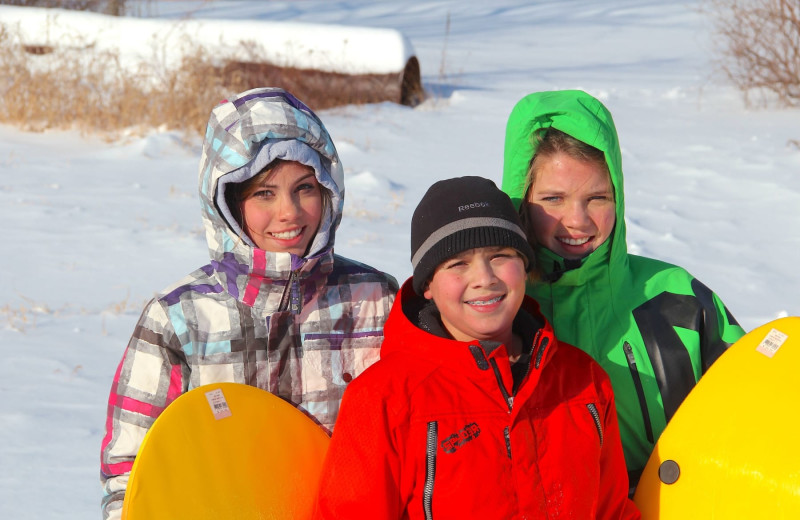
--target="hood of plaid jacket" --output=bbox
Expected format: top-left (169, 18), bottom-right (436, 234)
top-left (196, 87), bottom-right (345, 307)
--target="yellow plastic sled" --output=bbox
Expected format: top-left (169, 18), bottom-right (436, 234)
top-left (633, 316), bottom-right (800, 518)
top-left (121, 382), bottom-right (330, 520)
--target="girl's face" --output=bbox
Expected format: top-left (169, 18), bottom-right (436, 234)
top-left (525, 152), bottom-right (616, 260)
top-left (240, 161), bottom-right (323, 256)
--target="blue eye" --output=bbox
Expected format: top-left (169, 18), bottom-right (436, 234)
top-left (296, 182), bottom-right (320, 194)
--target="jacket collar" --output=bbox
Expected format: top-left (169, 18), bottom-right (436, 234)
top-left (535, 235), bottom-right (613, 287)
top-left (383, 278), bottom-right (558, 382)
top-left (210, 247), bottom-right (333, 311)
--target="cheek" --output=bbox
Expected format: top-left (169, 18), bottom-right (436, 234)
top-left (425, 274), bottom-right (462, 304)
top-left (241, 200), bottom-right (272, 229)
top-left (595, 207), bottom-right (616, 238)
top-left (500, 262), bottom-right (527, 290)
top-left (302, 195), bottom-right (324, 226)
top-left (528, 205), bottom-right (558, 240)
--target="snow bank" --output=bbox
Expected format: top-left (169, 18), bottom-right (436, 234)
top-left (0, 5), bottom-right (416, 75)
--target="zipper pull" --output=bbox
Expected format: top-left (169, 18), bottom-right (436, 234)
top-left (278, 269), bottom-right (302, 313)
top-left (488, 358), bottom-right (513, 412)
top-left (288, 269), bottom-right (301, 314)
top-left (622, 341), bottom-right (655, 444)
top-left (587, 403), bottom-right (604, 447)
top-left (623, 342), bottom-right (636, 365)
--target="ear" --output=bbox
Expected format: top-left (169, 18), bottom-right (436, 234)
top-left (422, 282), bottom-right (433, 301)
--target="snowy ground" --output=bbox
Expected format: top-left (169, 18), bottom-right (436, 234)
top-left (0, 1), bottom-right (798, 518)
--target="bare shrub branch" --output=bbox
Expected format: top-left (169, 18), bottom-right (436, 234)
top-left (707, 0), bottom-right (800, 107)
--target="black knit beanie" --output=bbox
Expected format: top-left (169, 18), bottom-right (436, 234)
top-left (411, 176), bottom-right (535, 295)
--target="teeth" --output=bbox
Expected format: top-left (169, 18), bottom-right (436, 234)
top-left (560, 236), bottom-right (590, 246)
top-left (270, 228), bottom-right (302, 239)
top-left (467, 296), bottom-right (502, 306)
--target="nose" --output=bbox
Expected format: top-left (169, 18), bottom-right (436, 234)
top-left (562, 200), bottom-right (591, 228)
top-left (471, 256), bottom-right (499, 287)
top-left (277, 192), bottom-right (301, 221)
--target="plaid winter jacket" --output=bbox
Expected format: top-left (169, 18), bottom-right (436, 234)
top-left (100, 88), bottom-right (398, 519)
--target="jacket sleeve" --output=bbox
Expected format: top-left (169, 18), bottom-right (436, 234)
top-left (313, 373), bottom-right (406, 519)
top-left (99, 299), bottom-right (188, 520)
top-left (691, 278), bottom-right (746, 372)
top-left (596, 370), bottom-right (642, 520)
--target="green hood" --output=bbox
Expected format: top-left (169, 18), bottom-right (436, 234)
top-left (502, 89), bottom-right (627, 284)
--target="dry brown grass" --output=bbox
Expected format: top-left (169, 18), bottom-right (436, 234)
top-left (707, 0), bottom-right (800, 108)
top-left (0, 0), bottom-right (126, 16)
top-left (0, 24), bottom-right (249, 137)
top-left (0, 20), bottom-right (424, 139)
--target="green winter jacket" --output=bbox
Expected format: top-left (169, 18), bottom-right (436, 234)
top-left (501, 90), bottom-right (745, 485)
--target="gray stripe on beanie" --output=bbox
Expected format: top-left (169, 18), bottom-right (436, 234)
top-left (411, 217), bottom-right (527, 268)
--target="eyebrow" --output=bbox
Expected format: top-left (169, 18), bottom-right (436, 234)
top-left (262, 171), bottom-right (317, 188)
top-left (535, 187), bottom-right (613, 195)
top-left (449, 245), bottom-right (510, 259)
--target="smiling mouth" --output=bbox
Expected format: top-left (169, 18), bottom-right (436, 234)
top-left (270, 228), bottom-right (303, 240)
top-left (466, 295), bottom-right (503, 306)
top-left (558, 236), bottom-right (590, 246)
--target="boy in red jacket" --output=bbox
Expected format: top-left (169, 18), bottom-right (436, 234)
top-left (314, 176), bottom-right (639, 519)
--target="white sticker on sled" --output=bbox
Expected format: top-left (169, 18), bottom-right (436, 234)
top-left (205, 388), bottom-right (233, 420)
top-left (755, 328), bottom-right (788, 358)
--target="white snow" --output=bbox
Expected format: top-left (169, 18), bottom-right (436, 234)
top-left (0, 1), bottom-right (798, 518)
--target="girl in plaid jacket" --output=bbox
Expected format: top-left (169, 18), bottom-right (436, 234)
top-left (100, 88), bottom-right (398, 519)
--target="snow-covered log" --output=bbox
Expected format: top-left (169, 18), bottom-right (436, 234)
top-left (0, 5), bottom-right (424, 107)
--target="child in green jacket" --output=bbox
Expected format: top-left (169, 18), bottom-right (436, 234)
top-left (502, 89), bottom-right (745, 490)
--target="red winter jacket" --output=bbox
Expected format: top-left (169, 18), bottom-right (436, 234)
top-left (314, 278), bottom-right (640, 520)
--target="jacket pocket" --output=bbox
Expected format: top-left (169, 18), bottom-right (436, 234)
top-left (423, 421), bottom-right (438, 520)
top-left (586, 403), bottom-right (604, 447)
top-left (300, 331), bottom-right (383, 388)
top-left (623, 342), bottom-right (655, 443)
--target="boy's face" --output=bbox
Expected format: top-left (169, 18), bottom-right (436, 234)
top-left (423, 246), bottom-right (526, 346)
